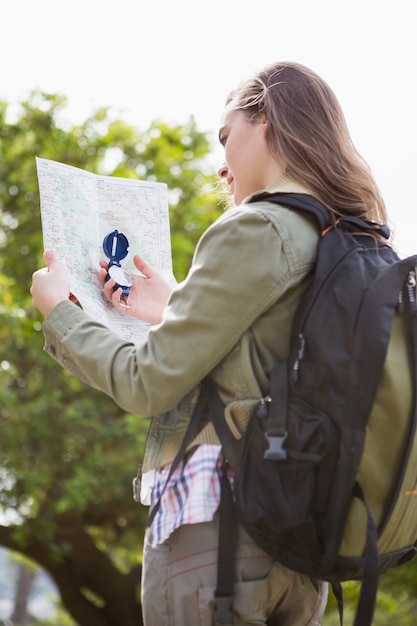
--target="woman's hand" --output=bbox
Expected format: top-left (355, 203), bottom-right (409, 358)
top-left (30, 250), bottom-right (72, 317)
top-left (98, 254), bottom-right (173, 325)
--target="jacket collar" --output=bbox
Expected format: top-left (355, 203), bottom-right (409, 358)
top-left (243, 175), bottom-right (310, 204)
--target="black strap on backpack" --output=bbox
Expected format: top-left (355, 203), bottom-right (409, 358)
top-left (256, 191), bottom-right (390, 240)
top-left (209, 378), bottom-right (241, 626)
top-left (213, 469), bottom-right (237, 626)
top-left (147, 382), bottom-right (208, 529)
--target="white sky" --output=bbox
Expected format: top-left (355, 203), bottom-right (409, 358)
top-left (1, 0), bottom-right (416, 256)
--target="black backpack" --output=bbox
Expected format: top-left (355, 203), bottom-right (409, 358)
top-left (209, 193), bottom-right (417, 626)
top-left (149, 193), bottom-right (417, 626)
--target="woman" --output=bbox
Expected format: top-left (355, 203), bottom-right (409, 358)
top-left (31, 61), bottom-right (386, 625)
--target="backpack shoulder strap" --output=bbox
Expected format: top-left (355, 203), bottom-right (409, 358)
top-left (252, 192), bottom-right (332, 231)
top-left (252, 191), bottom-right (390, 240)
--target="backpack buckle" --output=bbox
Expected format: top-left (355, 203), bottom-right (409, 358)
top-left (213, 593), bottom-right (234, 625)
top-left (264, 434), bottom-right (288, 460)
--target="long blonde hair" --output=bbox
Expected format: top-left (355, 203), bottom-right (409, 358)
top-left (226, 62), bottom-right (387, 225)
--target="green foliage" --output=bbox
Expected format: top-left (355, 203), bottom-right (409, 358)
top-left (33, 612), bottom-right (77, 626)
top-left (323, 559), bottom-right (417, 624)
top-left (0, 90), bottom-right (223, 624)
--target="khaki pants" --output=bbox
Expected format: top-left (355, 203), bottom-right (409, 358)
top-left (141, 514), bottom-right (328, 625)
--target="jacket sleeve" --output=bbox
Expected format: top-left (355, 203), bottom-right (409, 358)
top-left (42, 206), bottom-right (291, 417)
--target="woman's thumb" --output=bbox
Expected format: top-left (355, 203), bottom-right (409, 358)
top-left (43, 249), bottom-right (55, 267)
top-left (134, 254), bottom-right (152, 278)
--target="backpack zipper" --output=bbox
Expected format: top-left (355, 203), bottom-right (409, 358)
top-left (406, 270), bottom-right (417, 312)
top-left (290, 243), bottom-right (358, 382)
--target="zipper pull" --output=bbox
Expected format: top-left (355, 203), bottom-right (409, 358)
top-left (291, 333), bottom-right (306, 381)
top-left (406, 270), bottom-right (417, 314)
top-left (256, 395), bottom-right (271, 421)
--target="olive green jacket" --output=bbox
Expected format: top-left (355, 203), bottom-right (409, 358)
top-left (42, 176), bottom-right (319, 472)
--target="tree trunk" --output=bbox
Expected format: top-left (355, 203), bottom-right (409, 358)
top-left (0, 523), bottom-right (143, 626)
top-left (10, 562), bottom-right (36, 626)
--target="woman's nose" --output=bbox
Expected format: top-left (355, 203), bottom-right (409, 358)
top-left (217, 162), bottom-right (229, 179)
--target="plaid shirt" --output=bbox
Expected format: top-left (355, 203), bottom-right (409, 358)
top-left (141, 445), bottom-right (223, 546)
